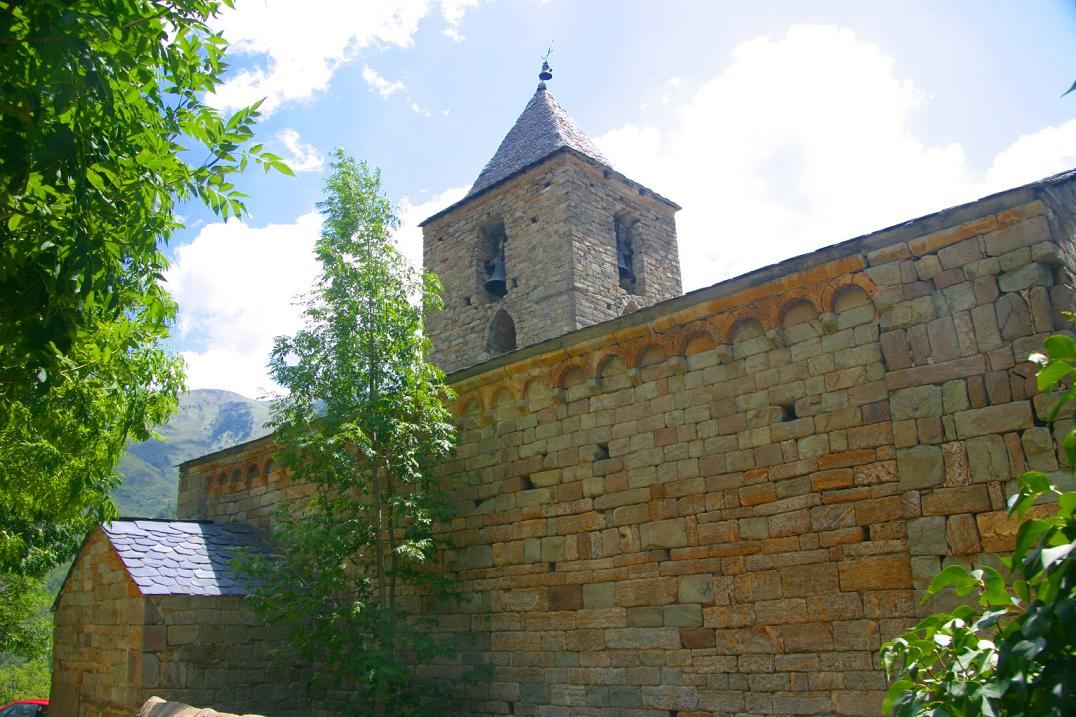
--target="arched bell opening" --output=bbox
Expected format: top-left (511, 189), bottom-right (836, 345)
top-left (476, 217), bottom-right (509, 300)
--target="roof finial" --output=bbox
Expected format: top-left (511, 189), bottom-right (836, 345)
top-left (538, 42), bottom-right (553, 90)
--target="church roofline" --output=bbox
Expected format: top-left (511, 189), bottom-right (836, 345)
top-left (180, 167), bottom-right (1076, 466)
top-left (444, 167), bottom-right (1076, 383)
top-left (418, 145), bottom-right (681, 228)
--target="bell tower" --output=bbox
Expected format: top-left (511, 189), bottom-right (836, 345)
top-left (421, 63), bottom-right (682, 374)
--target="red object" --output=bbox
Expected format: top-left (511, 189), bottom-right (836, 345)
top-left (0, 701), bottom-right (48, 717)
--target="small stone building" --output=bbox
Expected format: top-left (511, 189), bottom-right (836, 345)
top-left (51, 520), bottom-right (302, 717)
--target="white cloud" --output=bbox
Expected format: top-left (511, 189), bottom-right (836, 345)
top-left (363, 66), bottom-right (406, 99)
top-left (594, 26), bottom-right (983, 290)
top-left (595, 26), bottom-right (1076, 292)
top-left (167, 212), bottom-right (323, 399)
top-left (982, 120), bottom-right (1076, 193)
top-left (208, 0), bottom-right (482, 115)
top-left (168, 186), bottom-right (469, 396)
top-left (275, 129), bottom-right (325, 172)
top-left (441, 0), bottom-right (480, 41)
top-left (395, 186), bottom-right (469, 272)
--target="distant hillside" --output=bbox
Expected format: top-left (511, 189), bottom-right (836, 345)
top-left (113, 389), bottom-right (273, 518)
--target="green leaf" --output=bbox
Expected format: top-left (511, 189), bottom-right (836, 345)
top-left (1037, 359), bottom-right (1073, 392)
top-left (926, 564), bottom-right (974, 599)
top-left (1045, 334), bottom-right (1076, 360)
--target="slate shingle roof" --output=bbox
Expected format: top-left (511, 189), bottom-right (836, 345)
top-left (103, 519), bottom-right (265, 597)
top-left (468, 84), bottom-right (610, 197)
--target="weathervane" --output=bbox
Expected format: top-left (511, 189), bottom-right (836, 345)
top-left (538, 42), bottom-right (553, 88)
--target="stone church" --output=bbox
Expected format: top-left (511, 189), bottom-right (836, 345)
top-left (52, 67), bottom-right (1076, 717)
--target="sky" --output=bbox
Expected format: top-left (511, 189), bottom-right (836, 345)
top-left (163, 0), bottom-right (1076, 400)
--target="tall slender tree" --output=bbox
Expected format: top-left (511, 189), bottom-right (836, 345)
top-left (250, 150), bottom-right (458, 715)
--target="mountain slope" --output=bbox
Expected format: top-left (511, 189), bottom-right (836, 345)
top-left (113, 389), bottom-right (273, 518)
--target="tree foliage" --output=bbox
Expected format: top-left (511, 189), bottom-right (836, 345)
top-left (881, 332), bottom-right (1076, 717)
top-left (0, 0), bottom-right (286, 657)
top-left (243, 150), bottom-right (459, 715)
top-left (0, 0), bottom-right (287, 584)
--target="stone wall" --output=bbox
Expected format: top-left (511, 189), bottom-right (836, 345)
top-left (176, 438), bottom-right (308, 531)
top-left (178, 174), bottom-right (1076, 716)
top-left (133, 595), bottom-right (303, 716)
top-left (422, 151), bottom-right (681, 374)
top-left (52, 531), bottom-right (143, 717)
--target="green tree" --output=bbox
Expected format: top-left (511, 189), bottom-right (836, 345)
top-left (881, 332), bottom-right (1076, 717)
top-left (0, 0), bottom-right (288, 650)
top-left (245, 150), bottom-right (459, 716)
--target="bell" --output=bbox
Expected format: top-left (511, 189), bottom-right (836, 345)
top-left (484, 258), bottom-right (507, 296)
top-left (539, 61), bottom-right (553, 82)
top-left (617, 251), bottom-right (634, 281)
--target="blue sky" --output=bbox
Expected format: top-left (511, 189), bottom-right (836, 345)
top-left (163, 0), bottom-right (1076, 398)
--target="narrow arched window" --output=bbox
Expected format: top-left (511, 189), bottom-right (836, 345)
top-left (487, 309), bottom-right (517, 355)
top-left (614, 214), bottom-right (638, 293)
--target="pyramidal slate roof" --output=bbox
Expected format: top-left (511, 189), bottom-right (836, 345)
top-left (102, 519), bottom-right (266, 596)
top-left (468, 84), bottom-right (610, 197)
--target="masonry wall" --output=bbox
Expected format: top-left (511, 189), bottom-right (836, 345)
top-left (134, 595), bottom-right (305, 716)
top-left (178, 176), bottom-right (1076, 716)
top-left (423, 152), bottom-right (681, 374)
top-left (52, 532), bottom-right (144, 717)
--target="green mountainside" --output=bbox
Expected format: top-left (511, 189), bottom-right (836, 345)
top-left (113, 388), bottom-right (273, 518)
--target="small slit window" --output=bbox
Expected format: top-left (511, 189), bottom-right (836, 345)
top-left (614, 214), bottom-right (638, 293)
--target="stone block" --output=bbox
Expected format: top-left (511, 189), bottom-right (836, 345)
top-left (897, 445), bottom-right (944, 489)
top-left (664, 604), bottom-right (704, 627)
top-left (583, 582), bottom-right (615, 609)
top-left (739, 482), bottom-right (777, 506)
top-left (954, 402), bottom-right (1033, 439)
top-left (678, 574), bottom-right (714, 604)
top-left (886, 355), bottom-right (986, 390)
top-left (983, 215), bottom-right (1050, 256)
top-left (640, 518), bottom-right (688, 549)
top-left (965, 434), bottom-right (1010, 483)
top-left (890, 385), bottom-right (942, 420)
top-left (942, 380), bottom-right (970, 413)
top-left (998, 262), bottom-right (1053, 293)
top-left (713, 627), bottom-right (782, 654)
top-left (780, 622), bottom-right (834, 651)
top-left (616, 578), bottom-right (677, 607)
top-left (1021, 426), bottom-right (1059, 472)
top-left (697, 520), bottom-right (738, 544)
top-left (550, 584), bottom-right (583, 611)
top-left (680, 627), bottom-right (716, 649)
top-left (938, 237), bottom-right (983, 269)
top-left (996, 293), bottom-right (1033, 341)
top-left (838, 555), bottom-right (912, 591)
top-left (166, 624), bottom-right (198, 646)
top-left (922, 485), bottom-right (991, 516)
top-left (946, 514), bottom-right (982, 554)
top-left (971, 303), bottom-right (1003, 351)
top-left (605, 627), bottom-right (681, 649)
top-left (926, 316), bottom-right (960, 362)
top-left (627, 606), bottom-right (664, 627)
top-left (908, 515), bottom-right (947, 555)
top-left (881, 296), bottom-right (936, 330)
